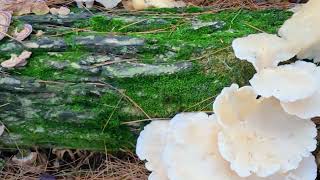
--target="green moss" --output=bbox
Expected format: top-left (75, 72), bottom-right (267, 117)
top-left (117, 58), bottom-right (254, 118)
top-left (89, 15), bottom-right (126, 32)
top-left (9, 19), bottom-right (25, 32)
top-left (7, 119), bottom-right (135, 151)
top-left (10, 51), bottom-right (89, 80)
top-left (1, 8), bottom-right (292, 151)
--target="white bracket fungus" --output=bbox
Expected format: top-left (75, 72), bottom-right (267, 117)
top-left (232, 33), bottom-right (298, 72)
top-left (249, 61), bottom-right (320, 102)
top-left (162, 113), bottom-right (240, 180)
top-left (278, 0), bottom-right (320, 62)
top-left (214, 84), bottom-right (317, 177)
top-left (247, 156), bottom-right (317, 180)
top-left (136, 120), bottom-right (170, 180)
top-left (137, 112), bottom-right (317, 180)
top-left (249, 60), bottom-right (320, 119)
top-left (281, 91), bottom-right (320, 119)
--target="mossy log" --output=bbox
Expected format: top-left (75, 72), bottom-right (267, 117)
top-left (0, 8), bottom-right (292, 151)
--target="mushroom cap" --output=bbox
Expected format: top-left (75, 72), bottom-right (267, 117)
top-left (249, 61), bottom-right (319, 102)
top-left (278, 61), bottom-right (320, 119)
top-left (0, 10), bottom-right (12, 41)
top-left (278, 0), bottom-right (320, 62)
top-left (232, 33), bottom-right (298, 71)
top-left (213, 84), bottom-right (260, 128)
top-left (14, 24), bottom-right (32, 41)
top-left (281, 90), bottom-right (320, 119)
top-left (247, 155), bottom-right (317, 180)
top-left (162, 112), bottom-right (240, 180)
top-left (96, 0), bottom-right (122, 9)
top-left (214, 84), bottom-right (317, 177)
top-left (136, 120), bottom-right (169, 180)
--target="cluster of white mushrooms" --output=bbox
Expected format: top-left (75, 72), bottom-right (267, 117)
top-left (136, 0), bottom-right (320, 179)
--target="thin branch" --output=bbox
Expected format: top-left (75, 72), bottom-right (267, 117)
top-left (121, 118), bottom-right (170, 125)
top-left (90, 59), bottom-right (138, 68)
top-left (102, 97), bottom-right (123, 132)
top-left (0, 103), bottom-right (9, 108)
top-left (243, 22), bottom-right (266, 33)
top-left (118, 19), bottom-right (148, 31)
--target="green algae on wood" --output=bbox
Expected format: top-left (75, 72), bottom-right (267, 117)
top-left (0, 8), bottom-right (292, 151)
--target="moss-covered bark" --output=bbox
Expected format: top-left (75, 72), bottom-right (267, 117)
top-left (0, 8), bottom-right (292, 151)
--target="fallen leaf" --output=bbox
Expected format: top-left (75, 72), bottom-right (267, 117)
top-left (12, 151), bottom-right (38, 165)
top-left (0, 10), bottom-right (12, 41)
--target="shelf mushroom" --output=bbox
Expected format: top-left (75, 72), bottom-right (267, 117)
top-left (213, 84), bottom-right (317, 177)
top-left (249, 61), bottom-right (320, 103)
top-left (137, 113), bottom-right (241, 180)
top-left (247, 155), bottom-right (317, 180)
top-left (136, 120), bottom-right (170, 180)
top-left (232, 33), bottom-right (298, 72)
top-left (249, 61), bottom-right (320, 119)
top-left (162, 113), bottom-right (241, 180)
top-left (278, 0), bottom-right (320, 62)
